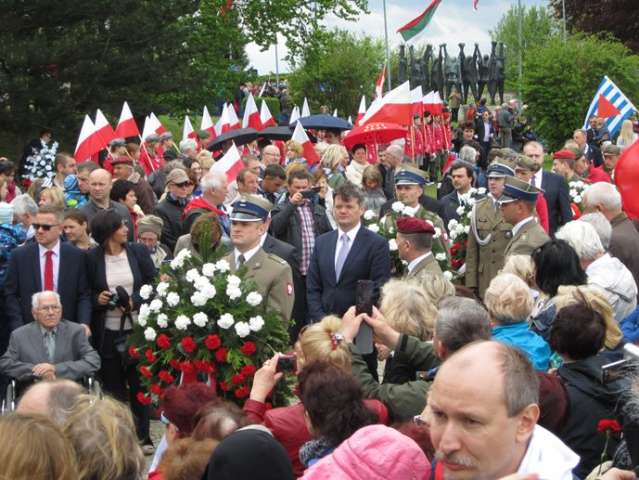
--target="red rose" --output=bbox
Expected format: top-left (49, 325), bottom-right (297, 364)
top-left (205, 334), bottom-right (222, 351)
top-left (169, 359), bottom-right (180, 370)
top-left (144, 349), bottom-right (156, 363)
top-left (597, 419), bottom-right (622, 434)
top-left (194, 360), bottom-right (215, 374)
top-left (231, 373), bottom-right (245, 385)
top-left (451, 258), bottom-right (464, 270)
top-left (128, 346), bottom-right (140, 359)
top-left (239, 341), bottom-right (256, 356)
top-left (179, 361), bottom-right (196, 375)
top-left (139, 366), bottom-right (153, 378)
top-left (158, 370), bottom-right (176, 384)
top-left (219, 381), bottom-right (231, 392)
top-left (136, 392), bottom-right (152, 405)
top-left (181, 336), bottom-right (197, 354)
top-left (150, 384), bottom-right (163, 395)
top-left (234, 386), bottom-right (250, 399)
top-left (215, 348), bottom-right (228, 363)
top-left (240, 364), bottom-right (257, 377)
top-left (156, 334), bottom-right (171, 351)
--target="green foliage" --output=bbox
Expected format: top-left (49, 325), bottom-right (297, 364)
top-left (287, 29), bottom-right (385, 117)
top-left (521, 34), bottom-right (639, 149)
top-left (491, 5), bottom-right (560, 93)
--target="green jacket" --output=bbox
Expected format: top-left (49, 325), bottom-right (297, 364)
top-left (350, 335), bottom-right (440, 421)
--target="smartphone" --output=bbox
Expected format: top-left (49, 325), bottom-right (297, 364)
top-left (311, 186), bottom-right (322, 193)
top-left (355, 280), bottom-right (375, 355)
top-left (276, 354), bottom-right (297, 373)
top-left (301, 189), bottom-right (316, 199)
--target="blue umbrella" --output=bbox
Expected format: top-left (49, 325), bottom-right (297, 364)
top-left (298, 114), bottom-right (352, 131)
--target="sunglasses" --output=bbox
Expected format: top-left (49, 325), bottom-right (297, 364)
top-left (174, 181), bottom-right (192, 188)
top-left (33, 223), bottom-right (59, 231)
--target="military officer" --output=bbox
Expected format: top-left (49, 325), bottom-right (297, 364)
top-left (396, 216), bottom-right (444, 280)
top-left (225, 195), bottom-right (294, 323)
top-left (500, 176), bottom-right (550, 257)
top-left (465, 163), bottom-right (514, 297)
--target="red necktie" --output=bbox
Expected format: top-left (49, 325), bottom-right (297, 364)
top-left (44, 250), bottom-right (54, 291)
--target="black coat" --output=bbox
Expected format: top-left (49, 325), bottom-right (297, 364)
top-left (540, 171), bottom-right (573, 234)
top-left (154, 195), bottom-right (186, 253)
top-left (3, 242), bottom-right (92, 331)
top-left (86, 243), bottom-right (156, 351)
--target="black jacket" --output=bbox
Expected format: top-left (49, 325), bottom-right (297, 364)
top-left (540, 171), bottom-right (573, 234)
top-left (154, 195), bottom-right (186, 253)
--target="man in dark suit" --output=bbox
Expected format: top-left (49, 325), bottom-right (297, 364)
top-left (307, 183), bottom-right (391, 322)
top-left (0, 291), bottom-right (100, 382)
top-left (3, 205), bottom-right (92, 334)
top-left (524, 141), bottom-right (572, 234)
top-left (439, 161), bottom-right (477, 230)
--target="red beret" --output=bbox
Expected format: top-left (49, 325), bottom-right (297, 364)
top-left (111, 155), bottom-right (133, 166)
top-left (396, 216), bottom-right (435, 235)
top-left (552, 149), bottom-right (576, 160)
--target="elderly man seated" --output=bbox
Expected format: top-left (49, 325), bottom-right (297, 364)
top-left (0, 291), bottom-right (100, 382)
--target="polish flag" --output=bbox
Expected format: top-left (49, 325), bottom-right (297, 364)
top-left (289, 106), bottom-right (300, 125)
top-left (94, 109), bottom-right (115, 148)
top-left (183, 115), bottom-right (197, 141)
top-left (302, 97), bottom-right (311, 118)
top-left (360, 81), bottom-right (412, 126)
top-left (201, 106), bottom-right (216, 138)
top-left (291, 121), bottom-right (319, 166)
top-left (260, 100), bottom-right (277, 128)
top-left (216, 104), bottom-right (233, 135)
top-left (411, 86), bottom-right (424, 117)
top-left (375, 64), bottom-right (386, 98)
top-left (227, 103), bottom-right (241, 130)
top-left (74, 115), bottom-right (102, 163)
top-left (210, 142), bottom-right (244, 183)
top-left (149, 112), bottom-right (167, 134)
top-left (242, 93), bottom-right (262, 130)
top-left (355, 96), bottom-right (367, 125)
top-left (142, 114), bottom-right (163, 140)
top-left (114, 101), bottom-right (140, 138)
top-left (423, 91), bottom-right (444, 115)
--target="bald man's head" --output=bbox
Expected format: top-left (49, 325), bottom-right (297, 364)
top-left (88, 168), bottom-right (112, 204)
top-left (18, 380), bottom-right (84, 424)
top-left (262, 145), bottom-right (281, 166)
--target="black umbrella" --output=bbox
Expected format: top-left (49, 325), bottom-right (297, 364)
top-left (207, 128), bottom-right (258, 151)
top-left (298, 114), bottom-right (352, 131)
top-left (258, 126), bottom-right (294, 141)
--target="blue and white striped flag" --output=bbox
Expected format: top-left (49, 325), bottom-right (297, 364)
top-left (583, 76), bottom-right (637, 137)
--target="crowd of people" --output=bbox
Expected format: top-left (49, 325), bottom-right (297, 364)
top-left (0, 99), bottom-right (638, 480)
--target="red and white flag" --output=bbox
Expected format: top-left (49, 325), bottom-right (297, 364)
top-left (259, 82), bottom-right (267, 98)
top-left (375, 64), bottom-right (386, 99)
top-left (301, 97), bottom-right (311, 118)
top-left (182, 115), bottom-right (197, 141)
top-left (355, 96), bottom-right (367, 126)
top-left (291, 121), bottom-right (319, 166)
top-left (210, 142), bottom-right (244, 182)
top-left (242, 93), bottom-right (262, 130)
top-left (227, 103), bottom-right (241, 130)
top-left (260, 100), bottom-right (277, 128)
top-left (423, 91), bottom-right (444, 115)
top-left (201, 106), bottom-right (216, 138)
top-left (361, 81), bottom-right (412, 126)
top-left (94, 109), bottom-right (115, 149)
top-left (114, 101), bottom-right (140, 138)
top-left (149, 112), bottom-right (167, 134)
top-left (289, 106), bottom-right (300, 125)
top-left (216, 104), bottom-right (232, 135)
top-left (411, 86), bottom-right (424, 117)
top-left (75, 115), bottom-right (102, 163)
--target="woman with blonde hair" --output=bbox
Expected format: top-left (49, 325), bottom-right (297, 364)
top-left (63, 394), bottom-right (145, 480)
top-left (0, 413), bottom-right (78, 480)
top-left (285, 140), bottom-right (304, 165)
top-left (361, 165), bottom-right (387, 212)
top-left (244, 315), bottom-right (389, 476)
top-left (616, 119), bottom-right (638, 150)
top-left (320, 144), bottom-right (347, 189)
top-left (196, 149), bottom-right (214, 173)
top-left (38, 185), bottom-right (66, 210)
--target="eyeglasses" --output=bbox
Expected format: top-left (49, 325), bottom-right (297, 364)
top-left (33, 223), bottom-right (59, 231)
top-left (174, 181), bottom-right (192, 188)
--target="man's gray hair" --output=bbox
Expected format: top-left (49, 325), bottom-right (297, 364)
top-left (200, 171), bottom-right (227, 193)
top-left (385, 144), bottom-right (403, 160)
top-left (11, 194), bottom-right (38, 218)
top-left (580, 212), bottom-right (612, 250)
top-left (32, 291), bottom-right (61, 310)
top-left (583, 182), bottom-right (622, 212)
top-left (459, 145), bottom-right (478, 165)
top-left (179, 138), bottom-right (198, 153)
top-left (435, 297), bottom-right (491, 352)
top-left (556, 220), bottom-right (605, 261)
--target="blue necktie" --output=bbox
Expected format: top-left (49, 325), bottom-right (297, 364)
top-left (335, 234), bottom-right (351, 282)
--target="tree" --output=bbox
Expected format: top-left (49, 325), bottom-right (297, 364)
top-left (491, 5), bottom-right (560, 93)
top-left (549, 0), bottom-right (639, 53)
top-left (521, 34), bottom-right (639, 150)
top-left (287, 29), bottom-right (384, 117)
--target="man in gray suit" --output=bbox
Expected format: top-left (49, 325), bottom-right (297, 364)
top-left (0, 291), bottom-right (100, 382)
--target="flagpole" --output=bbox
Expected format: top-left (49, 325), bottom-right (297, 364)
top-left (561, 0), bottom-right (567, 41)
top-left (275, 41), bottom-right (280, 87)
top-left (383, 0), bottom-right (392, 90)
top-left (517, 0), bottom-right (523, 99)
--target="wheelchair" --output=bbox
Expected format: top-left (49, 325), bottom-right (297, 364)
top-left (1, 374), bottom-right (103, 414)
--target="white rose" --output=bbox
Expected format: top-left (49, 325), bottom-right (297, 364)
top-left (363, 210), bottom-right (376, 221)
top-left (249, 315), bottom-right (265, 332)
top-left (185, 268), bottom-right (200, 283)
top-left (367, 224), bottom-right (380, 233)
top-left (175, 315), bottom-right (191, 330)
top-left (139, 284), bottom-right (153, 300)
top-left (569, 189), bottom-right (577, 198)
top-left (215, 259), bottom-right (230, 273)
top-left (193, 312), bottom-right (208, 328)
top-left (463, 225), bottom-right (471, 234)
top-left (202, 263), bottom-right (216, 277)
top-left (144, 327), bottom-right (157, 341)
top-left (194, 276), bottom-right (212, 291)
top-left (456, 205), bottom-right (465, 216)
top-left (246, 291), bottom-right (263, 307)
top-left (177, 249), bottom-right (192, 261)
top-left (156, 282), bottom-right (170, 297)
top-left (234, 321), bottom-right (251, 338)
top-left (226, 286), bottom-right (242, 300)
top-left (149, 299), bottom-right (163, 313)
top-left (391, 201), bottom-right (404, 213)
top-left (389, 239), bottom-right (398, 251)
top-left (449, 230), bottom-right (458, 240)
top-left (139, 303), bottom-right (150, 323)
top-left (433, 227), bottom-right (442, 239)
top-left (166, 292), bottom-right (180, 307)
top-left (402, 205), bottom-right (419, 217)
top-left (218, 313), bottom-right (235, 329)
top-left (443, 271), bottom-right (453, 281)
top-left (435, 252), bottom-right (447, 261)
top-left (170, 256), bottom-right (184, 270)
top-left (476, 187), bottom-right (487, 195)
top-left (569, 181), bottom-right (577, 188)
top-left (201, 284), bottom-right (217, 300)
top-left (191, 291), bottom-right (207, 307)
top-left (574, 195), bottom-right (582, 204)
top-left (137, 315), bottom-right (148, 327)
top-left (227, 275), bottom-right (241, 287)
top-left (156, 314), bottom-right (169, 329)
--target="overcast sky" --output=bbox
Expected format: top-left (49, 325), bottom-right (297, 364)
top-left (246, 0), bottom-right (548, 75)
